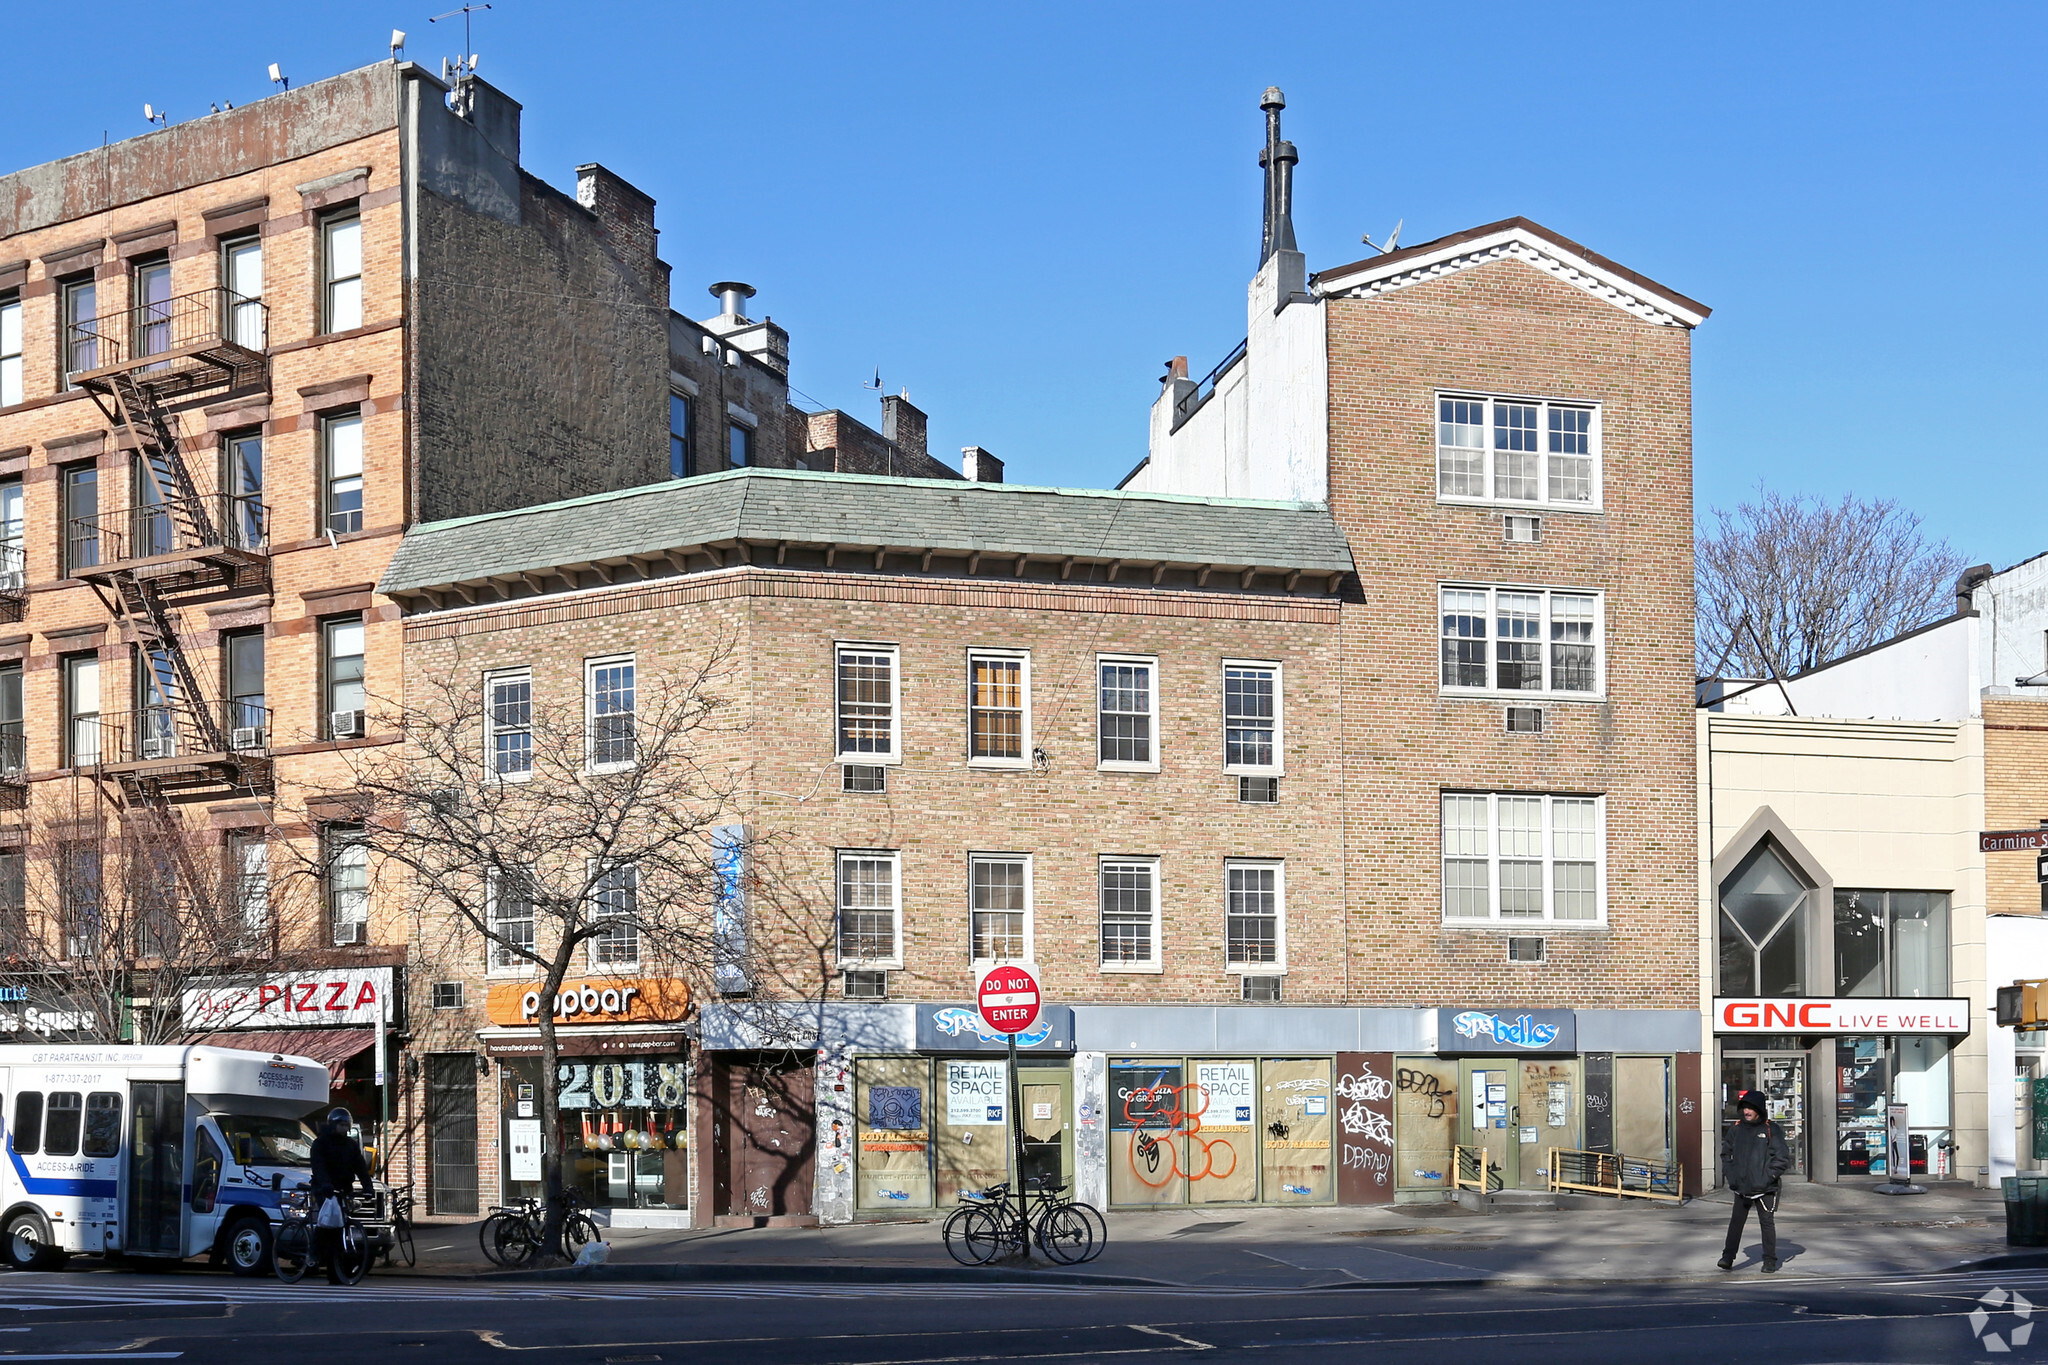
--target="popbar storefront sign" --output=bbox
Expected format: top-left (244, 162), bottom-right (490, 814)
top-left (483, 977), bottom-right (692, 1027)
top-left (1712, 997), bottom-right (1972, 1036)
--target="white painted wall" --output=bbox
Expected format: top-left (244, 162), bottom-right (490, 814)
top-left (1986, 915), bottom-right (2048, 1184)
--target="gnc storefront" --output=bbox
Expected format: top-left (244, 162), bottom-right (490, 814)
top-left (480, 976), bottom-right (693, 1227)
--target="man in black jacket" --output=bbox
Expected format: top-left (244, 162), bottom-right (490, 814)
top-left (1718, 1088), bottom-right (1791, 1272)
top-left (308, 1107), bottom-right (374, 1284)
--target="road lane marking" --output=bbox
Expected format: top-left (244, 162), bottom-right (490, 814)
top-left (1128, 1324), bottom-right (1214, 1350)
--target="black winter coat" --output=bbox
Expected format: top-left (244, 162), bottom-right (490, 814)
top-left (1720, 1116), bottom-right (1791, 1196)
top-left (309, 1132), bottom-right (373, 1200)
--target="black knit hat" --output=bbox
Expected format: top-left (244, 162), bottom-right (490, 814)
top-left (1736, 1089), bottom-right (1768, 1118)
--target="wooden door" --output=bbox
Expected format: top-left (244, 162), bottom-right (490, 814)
top-left (722, 1058), bottom-right (815, 1217)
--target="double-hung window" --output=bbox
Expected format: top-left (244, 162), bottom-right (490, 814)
top-left (589, 862), bottom-right (639, 966)
top-left (1225, 860), bottom-right (1284, 971)
top-left (1097, 655), bottom-right (1158, 771)
top-left (836, 644), bottom-right (898, 764)
top-left (1436, 393), bottom-right (1600, 510)
top-left (1439, 586), bottom-right (1602, 697)
top-left (1441, 792), bottom-right (1604, 924)
top-left (229, 832), bottom-right (269, 943)
top-left (0, 481), bottom-right (22, 592)
top-left (224, 430), bottom-right (264, 548)
top-left (587, 656), bottom-right (635, 769)
top-left (63, 653), bottom-right (99, 767)
top-left (0, 292), bottom-right (20, 406)
top-left (322, 213), bottom-right (363, 333)
top-left (969, 854), bottom-right (1031, 965)
top-left (728, 420), bottom-right (753, 468)
top-left (223, 235), bottom-right (265, 349)
top-left (835, 850), bottom-right (901, 967)
top-left (0, 662), bottom-right (21, 775)
top-left (323, 617), bottom-right (366, 738)
top-left (669, 392), bottom-right (693, 477)
top-left (325, 824), bottom-right (369, 944)
top-left (489, 868), bottom-right (537, 970)
top-left (968, 650), bottom-right (1029, 766)
top-left (62, 276), bottom-right (97, 386)
top-left (323, 412), bottom-right (364, 534)
top-left (487, 670), bottom-right (533, 779)
top-left (1222, 661), bottom-right (1282, 773)
top-left (1099, 856), bottom-right (1161, 971)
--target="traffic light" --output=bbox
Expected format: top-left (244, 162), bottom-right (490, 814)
top-left (2000, 980), bottom-right (2048, 1029)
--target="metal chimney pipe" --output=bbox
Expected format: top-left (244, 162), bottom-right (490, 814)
top-left (709, 281), bottom-right (756, 321)
top-left (1259, 87), bottom-right (1286, 264)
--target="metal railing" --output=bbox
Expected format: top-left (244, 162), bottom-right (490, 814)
top-left (88, 701), bottom-right (271, 767)
top-left (1171, 337), bottom-right (1248, 432)
top-left (1546, 1148), bottom-right (1684, 1203)
top-left (0, 729), bottom-right (24, 778)
top-left (1452, 1143), bottom-right (1504, 1194)
top-left (66, 493), bottom-right (267, 572)
top-left (65, 287), bottom-right (267, 378)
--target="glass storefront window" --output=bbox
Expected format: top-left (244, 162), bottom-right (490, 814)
top-left (499, 1056), bottom-right (689, 1210)
top-left (1109, 1060), bottom-right (1186, 1206)
top-left (934, 1058), bottom-right (1011, 1205)
top-left (1719, 843), bottom-right (1810, 996)
top-left (1188, 1060), bottom-right (1257, 1204)
top-left (1834, 1036), bottom-right (1952, 1177)
top-left (1834, 890), bottom-right (1950, 997)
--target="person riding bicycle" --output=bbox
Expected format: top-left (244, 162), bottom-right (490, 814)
top-left (308, 1106), bottom-right (374, 1284)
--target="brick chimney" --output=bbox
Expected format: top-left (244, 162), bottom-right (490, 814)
top-left (961, 446), bottom-right (1004, 484)
top-left (576, 163), bottom-right (666, 305)
top-left (880, 394), bottom-right (928, 469)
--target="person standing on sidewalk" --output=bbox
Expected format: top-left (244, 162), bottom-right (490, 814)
top-left (1718, 1088), bottom-right (1791, 1273)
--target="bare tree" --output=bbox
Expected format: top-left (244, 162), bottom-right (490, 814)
top-left (305, 646), bottom-right (810, 1259)
top-left (1697, 488), bottom-right (1972, 678)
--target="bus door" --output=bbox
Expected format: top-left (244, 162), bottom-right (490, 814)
top-left (126, 1081), bottom-right (183, 1256)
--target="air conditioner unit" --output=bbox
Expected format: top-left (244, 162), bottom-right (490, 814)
top-left (230, 726), bottom-right (267, 751)
top-left (332, 920), bottom-right (366, 947)
top-left (329, 710), bottom-right (365, 740)
top-left (139, 737), bottom-right (175, 760)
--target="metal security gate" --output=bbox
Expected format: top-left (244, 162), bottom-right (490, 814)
top-left (127, 1081), bottom-right (183, 1255)
top-left (427, 1054), bottom-right (479, 1216)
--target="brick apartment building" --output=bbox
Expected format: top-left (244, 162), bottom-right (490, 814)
top-left (0, 55), bottom-right (968, 1245)
top-left (374, 91), bottom-right (1708, 1226)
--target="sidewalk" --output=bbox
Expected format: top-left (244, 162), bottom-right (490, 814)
top-left (402, 1180), bottom-right (2021, 1289)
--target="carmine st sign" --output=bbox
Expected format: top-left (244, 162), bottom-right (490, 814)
top-left (976, 964), bottom-right (1042, 1036)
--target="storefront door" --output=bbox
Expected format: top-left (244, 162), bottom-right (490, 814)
top-left (717, 1056), bottom-right (815, 1217)
top-left (426, 1054), bottom-right (479, 1216)
top-left (1459, 1062), bottom-right (1516, 1186)
top-left (1017, 1066), bottom-right (1072, 1194)
top-left (1720, 1052), bottom-right (1807, 1179)
top-left (1515, 1057), bottom-right (1582, 1190)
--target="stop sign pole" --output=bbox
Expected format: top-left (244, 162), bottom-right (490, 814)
top-left (977, 963), bottom-right (1042, 1212)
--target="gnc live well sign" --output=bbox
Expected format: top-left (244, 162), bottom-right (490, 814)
top-left (1713, 997), bottom-right (1971, 1036)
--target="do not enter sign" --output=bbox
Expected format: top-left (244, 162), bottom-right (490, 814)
top-left (977, 963), bottom-right (1042, 1035)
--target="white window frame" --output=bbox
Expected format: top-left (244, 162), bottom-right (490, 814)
top-left (1098, 855), bottom-right (1162, 973)
top-left (968, 851), bottom-right (1034, 968)
top-left (1435, 391), bottom-right (1603, 512)
top-left (1439, 791), bottom-right (1607, 926)
top-left (967, 648), bottom-right (1032, 769)
top-left (1221, 659), bottom-right (1284, 776)
top-left (585, 654), bottom-right (636, 772)
top-left (1096, 654), bottom-right (1160, 773)
top-left (587, 860), bottom-right (640, 968)
top-left (322, 212), bottom-right (363, 334)
top-left (834, 849), bottom-right (903, 970)
top-left (485, 668), bottom-right (534, 783)
top-left (1438, 584), bottom-right (1605, 700)
top-left (835, 643), bottom-right (900, 766)
top-left (487, 866), bottom-right (537, 974)
top-left (1223, 858), bottom-right (1286, 974)
top-left (0, 295), bottom-right (21, 407)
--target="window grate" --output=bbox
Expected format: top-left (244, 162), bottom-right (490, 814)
top-left (431, 981), bottom-right (466, 1009)
top-left (842, 763), bottom-right (886, 794)
top-left (1506, 936), bottom-right (1546, 964)
top-left (1238, 775), bottom-right (1279, 803)
top-left (1241, 975), bottom-right (1283, 1002)
top-left (1506, 706), bottom-right (1544, 733)
top-left (842, 969), bottom-right (888, 1000)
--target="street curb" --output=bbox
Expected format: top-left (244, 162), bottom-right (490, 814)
top-left (1951, 1252), bottom-right (2048, 1273)
top-left (475, 1262), bottom-right (1168, 1288)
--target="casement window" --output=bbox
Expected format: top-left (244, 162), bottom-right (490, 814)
top-left (586, 656), bottom-right (636, 770)
top-left (133, 259), bottom-right (172, 361)
top-left (325, 824), bottom-right (369, 945)
top-left (1441, 792), bottom-right (1604, 924)
top-left (222, 235), bottom-right (265, 349)
top-left (323, 617), bottom-right (366, 738)
top-left (223, 431), bottom-right (264, 547)
top-left (1436, 393), bottom-right (1600, 510)
top-left (1097, 655), bottom-right (1158, 771)
top-left (1222, 661), bottom-right (1282, 774)
top-left (728, 420), bottom-right (753, 468)
top-left (588, 863), bottom-right (639, 965)
top-left (669, 392), bottom-right (693, 477)
top-left (1439, 586), bottom-right (1603, 697)
top-left (968, 650), bottom-right (1030, 766)
top-left (836, 644), bottom-right (899, 764)
top-left (63, 464), bottom-right (99, 574)
top-left (489, 868), bottom-right (537, 970)
top-left (487, 670), bottom-right (533, 779)
top-left (62, 276), bottom-right (97, 385)
top-left (836, 851), bottom-right (901, 967)
top-left (1224, 860), bottom-right (1285, 971)
top-left (969, 854), bottom-right (1032, 965)
top-left (322, 213), bottom-right (363, 333)
top-left (63, 653), bottom-right (100, 767)
top-left (322, 411), bottom-right (364, 534)
top-left (0, 293), bottom-right (21, 406)
top-left (1099, 856), bottom-right (1161, 971)
top-left (229, 832), bottom-right (269, 941)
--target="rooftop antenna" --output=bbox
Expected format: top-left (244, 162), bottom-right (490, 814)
top-left (390, 29), bottom-right (407, 59)
top-left (268, 63), bottom-right (289, 91)
top-left (431, 4), bottom-right (492, 80)
top-left (862, 368), bottom-right (883, 393)
top-left (1361, 218), bottom-right (1403, 254)
top-left (142, 104), bottom-right (166, 128)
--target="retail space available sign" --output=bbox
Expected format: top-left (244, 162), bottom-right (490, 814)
top-left (183, 968), bottom-right (395, 1028)
top-left (945, 1059), bottom-right (1008, 1125)
top-left (1712, 997), bottom-right (1972, 1036)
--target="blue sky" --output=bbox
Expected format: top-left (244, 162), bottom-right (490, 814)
top-left (8, 3), bottom-right (2040, 566)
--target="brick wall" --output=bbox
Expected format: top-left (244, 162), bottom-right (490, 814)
top-left (1985, 694), bottom-right (2048, 916)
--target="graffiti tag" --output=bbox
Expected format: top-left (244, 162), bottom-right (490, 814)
top-left (1341, 1104), bottom-right (1392, 1146)
top-left (1396, 1068), bottom-right (1449, 1119)
top-left (1343, 1143), bottom-right (1392, 1185)
top-left (1336, 1065), bottom-right (1392, 1104)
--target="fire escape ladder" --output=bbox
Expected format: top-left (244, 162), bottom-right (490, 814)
top-left (103, 370), bottom-right (219, 549)
top-left (115, 573), bottom-right (226, 758)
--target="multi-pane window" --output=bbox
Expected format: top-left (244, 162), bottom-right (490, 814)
top-left (62, 277), bottom-right (97, 384)
top-left (488, 671), bottom-right (533, 779)
top-left (223, 235), bottom-right (264, 349)
top-left (1439, 587), bottom-right (1603, 696)
top-left (1223, 662), bottom-right (1281, 772)
top-left (325, 824), bottom-right (369, 944)
top-left (0, 848), bottom-right (23, 943)
top-left (669, 392), bottom-right (693, 477)
top-left (968, 651), bottom-right (1028, 764)
top-left (728, 420), bottom-right (753, 468)
top-left (1436, 394), bottom-right (1600, 509)
top-left (490, 868), bottom-right (537, 970)
top-left (229, 833), bottom-right (269, 942)
top-left (133, 260), bottom-right (172, 362)
top-left (836, 852), bottom-right (900, 965)
top-left (836, 645), bottom-right (899, 763)
top-left (1097, 656), bottom-right (1157, 769)
top-left (587, 657), bottom-right (635, 768)
top-left (1441, 792), bottom-right (1604, 924)
top-left (323, 412), bottom-right (364, 534)
top-left (1099, 857), bottom-right (1160, 969)
top-left (1225, 860), bottom-right (1284, 968)
top-left (589, 863), bottom-right (639, 965)
top-left (324, 618), bottom-right (366, 737)
top-left (63, 653), bottom-right (99, 767)
top-left (59, 843), bottom-right (101, 958)
top-left (0, 294), bottom-right (20, 406)
top-left (970, 855), bottom-right (1030, 963)
top-left (322, 214), bottom-right (363, 333)
top-left (63, 464), bottom-right (98, 574)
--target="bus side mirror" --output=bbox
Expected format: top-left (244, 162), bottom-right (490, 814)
top-left (236, 1137), bottom-right (257, 1165)
top-left (271, 1172), bottom-right (282, 1193)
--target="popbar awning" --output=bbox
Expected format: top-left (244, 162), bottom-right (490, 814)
top-left (196, 1028), bottom-right (377, 1070)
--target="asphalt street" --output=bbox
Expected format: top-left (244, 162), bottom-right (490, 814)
top-left (2, 1263), bottom-right (2043, 1363)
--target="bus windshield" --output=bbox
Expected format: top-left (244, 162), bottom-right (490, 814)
top-left (214, 1114), bottom-right (316, 1166)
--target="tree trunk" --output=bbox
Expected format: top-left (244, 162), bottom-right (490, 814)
top-left (535, 944), bottom-right (574, 1261)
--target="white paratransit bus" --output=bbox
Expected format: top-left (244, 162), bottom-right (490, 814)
top-left (1, 1043), bottom-right (331, 1275)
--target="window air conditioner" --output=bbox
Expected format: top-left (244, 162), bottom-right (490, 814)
top-left (230, 726), bottom-right (267, 751)
top-left (330, 710), bottom-right (365, 740)
top-left (140, 737), bottom-right (175, 760)
top-left (333, 920), bottom-right (366, 947)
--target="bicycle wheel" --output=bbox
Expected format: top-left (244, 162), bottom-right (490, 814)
top-left (333, 1225), bottom-right (370, 1285)
top-left (946, 1205), bottom-right (1009, 1266)
top-left (492, 1216), bottom-right (538, 1267)
top-left (1034, 1204), bottom-right (1095, 1265)
top-left (1070, 1202), bottom-right (1108, 1262)
top-left (478, 1212), bottom-right (510, 1266)
top-left (272, 1220), bottom-right (311, 1283)
top-left (564, 1213), bottom-right (600, 1256)
top-left (391, 1217), bottom-right (416, 1269)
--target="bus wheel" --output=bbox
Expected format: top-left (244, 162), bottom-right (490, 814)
top-left (225, 1216), bottom-right (274, 1277)
top-left (4, 1211), bottom-right (64, 1272)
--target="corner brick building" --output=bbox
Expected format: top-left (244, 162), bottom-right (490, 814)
top-left (376, 92), bottom-right (1708, 1226)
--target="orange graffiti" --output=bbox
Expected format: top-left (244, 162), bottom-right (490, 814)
top-left (1123, 1082), bottom-right (1239, 1187)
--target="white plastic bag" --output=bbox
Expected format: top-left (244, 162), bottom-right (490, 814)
top-left (573, 1240), bottom-right (612, 1267)
top-left (316, 1196), bottom-right (346, 1229)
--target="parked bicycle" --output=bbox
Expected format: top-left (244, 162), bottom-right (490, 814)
top-left (360, 1183), bottom-right (416, 1269)
top-left (943, 1176), bottom-right (1106, 1266)
top-left (272, 1184), bottom-right (371, 1285)
top-left (479, 1189), bottom-right (600, 1267)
